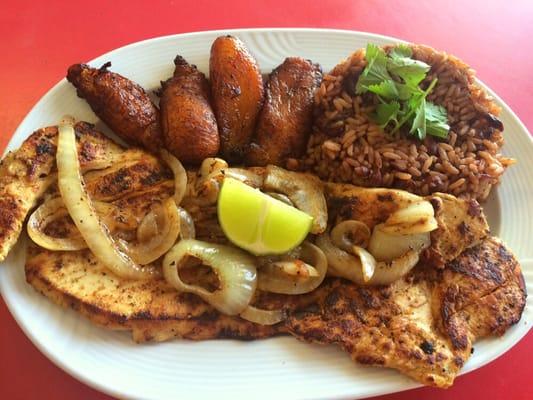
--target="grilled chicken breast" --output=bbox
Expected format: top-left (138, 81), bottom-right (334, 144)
top-left (247, 58), bottom-right (322, 166)
top-left (287, 237), bottom-right (525, 388)
top-left (325, 183), bottom-right (490, 267)
top-left (1, 122), bottom-right (525, 388)
top-left (67, 63), bottom-right (163, 152)
top-left (210, 36), bottom-right (264, 162)
top-left (0, 122), bottom-right (124, 261)
top-left (25, 236), bottom-right (525, 387)
top-left (159, 56), bottom-right (220, 164)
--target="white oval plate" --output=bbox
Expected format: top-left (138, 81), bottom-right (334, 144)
top-left (0, 28), bottom-right (531, 400)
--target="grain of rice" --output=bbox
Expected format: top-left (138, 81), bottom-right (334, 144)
top-left (395, 149), bottom-right (410, 159)
top-left (383, 152), bottom-right (402, 160)
top-left (393, 160), bottom-right (408, 170)
top-left (422, 157), bottom-right (434, 173)
top-left (408, 166), bottom-right (422, 177)
top-left (375, 152), bottom-right (383, 168)
top-left (438, 147), bottom-right (449, 161)
top-left (341, 92), bottom-right (353, 104)
top-left (439, 143), bottom-right (454, 152)
top-left (346, 157), bottom-right (358, 167)
top-left (347, 145), bottom-right (354, 157)
top-left (395, 172), bottom-right (412, 180)
top-left (409, 144), bottom-right (418, 158)
top-left (443, 161), bottom-right (460, 175)
top-left (483, 139), bottom-right (498, 151)
top-left (323, 140), bottom-right (341, 152)
top-left (448, 151), bottom-right (459, 165)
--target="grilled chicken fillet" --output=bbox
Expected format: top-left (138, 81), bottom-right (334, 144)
top-left (0, 122), bottom-right (124, 261)
top-left (25, 236), bottom-right (525, 387)
top-left (287, 237), bottom-right (525, 387)
top-left (0, 123), bottom-right (525, 388)
top-left (325, 183), bottom-right (490, 267)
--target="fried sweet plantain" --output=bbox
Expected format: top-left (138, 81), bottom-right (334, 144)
top-left (66, 63), bottom-right (163, 152)
top-left (210, 35), bottom-right (264, 162)
top-left (159, 56), bottom-right (220, 165)
top-left (246, 57), bottom-right (322, 167)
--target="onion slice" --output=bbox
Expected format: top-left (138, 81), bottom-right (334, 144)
top-left (27, 197), bottom-right (86, 251)
top-left (383, 200), bottom-right (438, 234)
top-left (263, 165), bottom-right (328, 234)
top-left (271, 260), bottom-right (319, 277)
top-left (330, 220), bottom-right (371, 250)
top-left (352, 246), bottom-right (376, 282)
top-left (265, 192), bottom-right (293, 206)
top-left (240, 305), bottom-right (286, 325)
top-left (368, 223), bottom-right (431, 262)
top-left (386, 200), bottom-right (434, 226)
top-left (56, 122), bottom-right (158, 279)
top-left (122, 198), bottom-right (181, 265)
top-left (178, 207), bottom-right (196, 239)
top-left (380, 217), bottom-right (438, 235)
top-left (163, 239), bottom-right (257, 315)
top-left (225, 168), bottom-right (264, 188)
top-left (160, 149), bottom-right (187, 206)
top-left (369, 250), bottom-right (420, 286)
top-left (195, 158), bottom-right (228, 203)
top-left (316, 232), bottom-right (419, 286)
top-left (257, 242), bottom-right (327, 295)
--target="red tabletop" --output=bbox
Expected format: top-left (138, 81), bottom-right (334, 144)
top-left (1, 1), bottom-right (532, 399)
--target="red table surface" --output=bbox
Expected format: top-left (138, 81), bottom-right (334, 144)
top-left (1, 1), bottom-right (532, 399)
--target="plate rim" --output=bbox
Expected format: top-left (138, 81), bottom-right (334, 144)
top-left (1, 27), bottom-right (531, 400)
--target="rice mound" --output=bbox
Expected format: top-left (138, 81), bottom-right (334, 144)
top-left (303, 44), bottom-right (514, 201)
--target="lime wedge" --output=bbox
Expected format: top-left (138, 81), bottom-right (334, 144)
top-left (218, 178), bottom-right (313, 255)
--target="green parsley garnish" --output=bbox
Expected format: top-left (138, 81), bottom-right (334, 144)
top-left (356, 43), bottom-right (450, 140)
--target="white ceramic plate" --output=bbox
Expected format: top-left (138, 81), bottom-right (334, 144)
top-left (1, 28), bottom-right (531, 400)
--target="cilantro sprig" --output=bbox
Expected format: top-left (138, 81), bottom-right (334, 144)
top-left (356, 44), bottom-right (449, 140)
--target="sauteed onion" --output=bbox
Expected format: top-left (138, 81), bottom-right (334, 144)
top-left (56, 122), bottom-right (159, 279)
top-left (263, 165), bottom-right (327, 234)
top-left (330, 220), bottom-right (371, 250)
top-left (257, 242), bottom-right (327, 294)
top-left (368, 223), bottom-right (430, 262)
top-left (382, 200), bottom-right (438, 234)
top-left (121, 198), bottom-right (181, 265)
top-left (28, 196), bottom-right (181, 263)
top-left (27, 197), bottom-right (86, 251)
top-left (316, 232), bottom-right (420, 286)
top-left (178, 207), bottom-right (196, 239)
top-left (160, 149), bottom-right (187, 206)
top-left (163, 239), bottom-right (257, 315)
top-left (240, 305), bottom-right (286, 325)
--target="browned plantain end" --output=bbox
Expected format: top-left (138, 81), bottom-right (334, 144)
top-left (159, 56), bottom-right (220, 165)
top-left (66, 63), bottom-right (163, 152)
top-left (210, 35), bottom-right (264, 162)
top-left (246, 57), bottom-right (322, 167)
